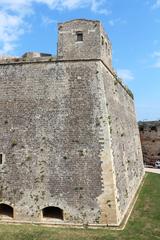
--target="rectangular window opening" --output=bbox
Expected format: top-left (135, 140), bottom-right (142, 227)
top-left (151, 126), bottom-right (157, 132)
top-left (0, 154), bottom-right (3, 165)
top-left (76, 32), bottom-right (83, 42)
top-left (101, 36), bottom-right (104, 45)
top-left (105, 42), bottom-right (108, 51)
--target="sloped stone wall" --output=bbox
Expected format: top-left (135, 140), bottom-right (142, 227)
top-left (99, 62), bottom-right (144, 224)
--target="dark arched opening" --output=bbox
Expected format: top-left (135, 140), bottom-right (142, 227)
top-left (42, 206), bottom-right (63, 220)
top-left (0, 204), bottom-right (13, 218)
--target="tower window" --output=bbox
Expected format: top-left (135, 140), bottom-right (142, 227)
top-left (105, 42), bottom-right (108, 50)
top-left (76, 32), bottom-right (83, 42)
top-left (101, 36), bottom-right (104, 45)
top-left (0, 154), bottom-right (3, 164)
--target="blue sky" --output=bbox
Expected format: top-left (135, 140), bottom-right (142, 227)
top-left (0, 0), bottom-right (160, 121)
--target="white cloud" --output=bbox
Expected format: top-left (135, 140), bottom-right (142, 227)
top-left (153, 61), bottom-right (160, 68)
top-left (91, 0), bottom-right (111, 15)
top-left (0, 0), bottom-right (110, 55)
top-left (42, 16), bottom-right (57, 25)
top-left (153, 51), bottom-right (160, 57)
top-left (117, 69), bottom-right (134, 81)
top-left (35, 0), bottom-right (110, 13)
top-left (0, 10), bottom-right (26, 55)
top-left (108, 18), bottom-right (126, 27)
top-left (152, 0), bottom-right (160, 9)
top-left (151, 51), bottom-right (160, 68)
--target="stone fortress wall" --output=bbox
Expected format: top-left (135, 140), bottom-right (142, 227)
top-left (0, 19), bottom-right (144, 226)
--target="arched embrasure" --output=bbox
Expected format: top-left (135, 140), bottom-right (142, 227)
top-left (0, 203), bottom-right (13, 218)
top-left (42, 206), bottom-right (63, 220)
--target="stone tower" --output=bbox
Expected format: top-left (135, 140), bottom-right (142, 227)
top-left (0, 19), bottom-right (144, 227)
top-left (58, 19), bottom-right (112, 69)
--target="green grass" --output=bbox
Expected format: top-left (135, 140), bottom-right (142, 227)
top-left (0, 173), bottom-right (160, 240)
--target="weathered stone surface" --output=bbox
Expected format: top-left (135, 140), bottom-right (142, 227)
top-left (0, 19), bottom-right (144, 226)
top-left (139, 121), bottom-right (160, 166)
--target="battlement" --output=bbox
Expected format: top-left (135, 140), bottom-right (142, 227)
top-left (0, 56), bottom-right (56, 65)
